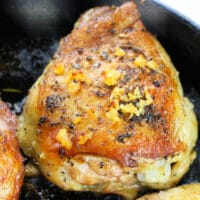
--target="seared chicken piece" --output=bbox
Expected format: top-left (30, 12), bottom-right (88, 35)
top-left (0, 100), bottom-right (23, 200)
top-left (137, 183), bottom-right (200, 200)
top-left (17, 2), bottom-right (197, 199)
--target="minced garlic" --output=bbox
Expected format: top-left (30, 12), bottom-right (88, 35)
top-left (120, 94), bottom-right (129, 102)
top-left (134, 87), bottom-right (153, 116)
top-left (66, 70), bottom-right (88, 94)
top-left (146, 59), bottom-right (159, 70)
top-left (108, 85), bottom-right (153, 121)
top-left (106, 108), bottom-right (120, 123)
top-left (66, 70), bottom-right (86, 83)
top-left (73, 117), bottom-right (82, 125)
top-left (68, 81), bottom-right (81, 94)
top-left (54, 63), bottom-right (65, 75)
top-left (115, 47), bottom-right (125, 57)
top-left (73, 72), bottom-right (86, 82)
top-left (78, 132), bottom-right (93, 145)
top-left (65, 71), bottom-right (73, 84)
top-left (104, 69), bottom-right (121, 86)
top-left (135, 99), bottom-right (150, 116)
top-left (56, 129), bottom-right (72, 150)
top-left (110, 87), bottom-right (124, 100)
top-left (120, 103), bottom-right (137, 117)
top-left (133, 54), bottom-right (147, 67)
top-left (128, 87), bottom-right (142, 101)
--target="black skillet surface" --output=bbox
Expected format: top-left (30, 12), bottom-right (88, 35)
top-left (0, 0), bottom-right (200, 199)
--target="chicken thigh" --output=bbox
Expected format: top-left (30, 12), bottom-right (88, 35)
top-left (17, 2), bottom-right (197, 199)
top-left (137, 183), bottom-right (200, 200)
top-left (0, 100), bottom-right (23, 200)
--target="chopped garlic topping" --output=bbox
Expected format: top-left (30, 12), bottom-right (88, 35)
top-left (134, 54), bottom-right (147, 67)
top-left (73, 72), bottom-right (86, 82)
top-left (65, 70), bottom-right (88, 94)
top-left (113, 99), bottom-right (120, 110)
top-left (135, 99), bottom-right (150, 116)
top-left (120, 94), bottom-right (129, 102)
top-left (108, 85), bottom-right (153, 121)
top-left (134, 88), bottom-right (153, 116)
top-left (68, 81), bottom-right (81, 94)
top-left (66, 70), bottom-right (86, 83)
top-left (128, 87), bottom-right (142, 100)
top-left (56, 129), bottom-right (72, 150)
top-left (115, 47), bottom-right (125, 57)
top-left (78, 132), bottom-right (93, 145)
top-left (146, 60), bottom-right (159, 70)
top-left (120, 103), bottom-right (137, 117)
top-left (106, 108), bottom-right (120, 123)
top-left (110, 87), bottom-right (124, 100)
top-left (54, 63), bottom-right (65, 75)
top-left (73, 117), bottom-right (82, 125)
top-left (104, 69), bottom-right (121, 86)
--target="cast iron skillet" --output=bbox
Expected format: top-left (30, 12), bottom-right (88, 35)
top-left (0, 0), bottom-right (200, 199)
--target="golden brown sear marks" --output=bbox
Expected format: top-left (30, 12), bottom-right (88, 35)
top-left (37, 2), bottom-right (184, 166)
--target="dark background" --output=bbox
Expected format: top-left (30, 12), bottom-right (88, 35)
top-left (0, 0), bottom-right (199, 199)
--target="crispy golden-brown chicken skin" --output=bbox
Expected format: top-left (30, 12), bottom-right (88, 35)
top-left (17, 2), bottom-right (197, 199)
top-left (137, 183), bottom-right (200, 200)
top-left (0, 100), bottom-right (23, 200)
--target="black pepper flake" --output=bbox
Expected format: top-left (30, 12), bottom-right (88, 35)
top-left (130, 114), bottom-right (142, 124)
top-left (121, 73), bottom-right (132, 84)
top-left (68, 122), bottom-right (74, 129)
top-left (99, 161), bottom-right (104, 169)
top-left (45, 94), bottom-right (65, 113)
top-left (51, 80), bottom-right (60, 91)
top-left (96, 91), bottom-right (106, 97)
top-left (108, 28), bottom-right (115, 34)
top-left (153, 80), bottom-right (160, 87)
top-left (49, 121), bottom-right (60, 127)
top-left (163, 128), bottom-right (168, 134)
top-left (145, 111), bottom-right (161, 124)
top-left (86, 56), bottom-right (93, 62)
top-left (67, 157), bottom-right (71, 163)
top-left (58, 148), bottom-right (66, 158)
top-left (100, 51), bottom-right (109, 60)
top-left (93, 62), bottom-right (101, 68)
top-left (117, 133), bottom-right (132, 143)
top-left (38, 116), bottom-right (48, 126)
top-left (72, 63), bottom-right (81, 69)
top-left (76, 48), bottom-right (84, 55)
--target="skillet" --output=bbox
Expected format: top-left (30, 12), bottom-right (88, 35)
top-left (0, 0), bottom-right (199, 199)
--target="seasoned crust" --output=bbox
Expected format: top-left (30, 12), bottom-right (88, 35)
top-left (0, 100), bottom-right (24, 200)
top-left (25, 2), bottom-right (185, 164)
